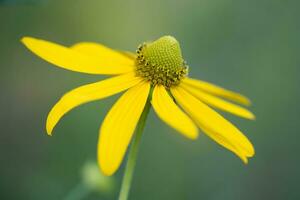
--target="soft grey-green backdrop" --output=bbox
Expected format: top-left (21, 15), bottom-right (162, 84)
top-left (1, 0), bottom-right (299, 199)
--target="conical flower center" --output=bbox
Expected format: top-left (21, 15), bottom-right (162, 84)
top-left (135, 36), bottom-right (188, 88)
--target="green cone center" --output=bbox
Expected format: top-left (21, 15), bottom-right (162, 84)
top-left (135, 36), bottom-right (188, 88)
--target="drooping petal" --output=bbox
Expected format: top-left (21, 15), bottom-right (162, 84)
top-left (98, 82), bottom-right (150, 176)
top-left (21, 37), bottom-right (134, 74)
top-left (182, 78), bottom-right (251, 106)
top-left (171, 86), bottom-right (254, 162)
top-left (181, 83), bottom-right (255, 120)
top-left (200, 126), bottom-right (248, 163)
top-left (151, 85), bottom-right (198, 139)
top-left (46, 72), bottom-right (142, 135)
top-left (71, 42), bottom-right (135, 66)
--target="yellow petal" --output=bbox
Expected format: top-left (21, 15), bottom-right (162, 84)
top-left (171, 86), bottom-right (254, 162)
top-left (182, 78), bottom-right (251, 106)
top-left (181, 83), bottom-right (255, 120)
top-left (21, 37), bottom-right (134, 75)
top-left (71, 42), bottom-right (134, 66)
top-left (46, 72), bottom-right (142, 135)
top-left (200, 126), bottom-right (249, 163)
top-left (151, 85), bottom-right (198, 139)
top-left (98, 82), bottom-right (150, 176)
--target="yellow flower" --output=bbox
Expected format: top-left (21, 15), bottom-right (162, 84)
top-left (21, 35), bottom-right (255, 176)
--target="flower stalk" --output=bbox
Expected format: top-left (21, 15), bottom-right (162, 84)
top-left (118, 97), bottom-right (151, 200)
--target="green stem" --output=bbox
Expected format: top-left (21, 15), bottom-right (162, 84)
top-left (118, 99), bottom-right (151, 200)
top-left (63, 183), bottom-right (89, 200)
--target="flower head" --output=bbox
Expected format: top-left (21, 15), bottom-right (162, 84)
top-left (21, 35), bottom-right (255, 176)
top-left (136, 36), bottom-right (187, 88)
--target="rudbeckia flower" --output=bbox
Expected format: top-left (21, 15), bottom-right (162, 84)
top-left (21, 35), bottom-right (255, 176)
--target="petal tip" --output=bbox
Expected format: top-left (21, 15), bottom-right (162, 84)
top-left (98, 158), bottom-right (116, 177)
top-left (242, 157), bottom-right (249, 164)
top-left (21, 36), bottom-right (35, 46)
top-left (100, 166), bottom-right (114, 177)
top-left (46, 125), bottom-right (53, 136)
top-left (248, 147), bottom-right (255, 157)
top-left (188, 130), bottom-right (199, 140)
top-left (245, 99), bottom-right (252, 106)
top-left (246, 112), bottom-right (256, 120)
top-left (241, 142), bottom-right (255, 158)
top-left (241, 154), bottom-right (255, 164)
top-left (20, 36), bottom-right (28, 43)
top-left (241, 97), bottom-right (252, 107)
top-left (46, 119), bottom-right (54, 136)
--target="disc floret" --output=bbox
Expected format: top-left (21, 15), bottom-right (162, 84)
top-left (135, 36), bottom-right (188, 88)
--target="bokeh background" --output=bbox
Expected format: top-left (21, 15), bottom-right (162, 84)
top-left (1, 0), bottom-right (299, 199)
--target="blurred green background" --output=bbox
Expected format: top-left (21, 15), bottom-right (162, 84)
top-left (1, 0), bottom-right (299, 199)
